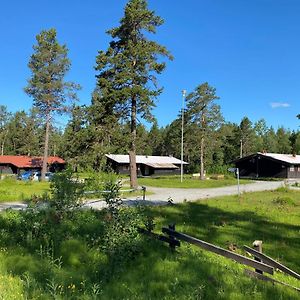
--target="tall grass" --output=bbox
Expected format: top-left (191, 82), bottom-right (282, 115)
top-left (0, 189), bottom-right (299, 298)
top-left (0, 177), bottom-right (50, 202)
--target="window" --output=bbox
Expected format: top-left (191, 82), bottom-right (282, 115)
top-left (290, 166), bottom-right (295, 172)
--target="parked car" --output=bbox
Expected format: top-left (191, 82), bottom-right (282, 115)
top-left (18, 171), bottom-right (54, 181)
top-left (18, 171), bottom-right (35, 181)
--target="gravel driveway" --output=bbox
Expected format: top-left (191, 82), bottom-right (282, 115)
top-left (0, 180), bottom-right (286, 211)
top-left (144, 180), bottom-right (285, 203)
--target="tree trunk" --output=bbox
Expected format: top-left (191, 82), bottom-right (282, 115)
top-left (1, 130), bottom-right (8, 155)
top-left (240, 139), bottom-right (243, 158)
top-left (200, 135), bottom-right (205, 180)
top-left (41, 115), bottom-right (50, 181)
top-left (200, 112), bottom-right (205, 180)
top-left (129, 97), bottom-right (138, 189)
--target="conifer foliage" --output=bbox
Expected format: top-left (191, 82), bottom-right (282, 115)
top-left (25, 29), bottom-right (80, 180)
top-left (95, 0), bottom-right (172, 188)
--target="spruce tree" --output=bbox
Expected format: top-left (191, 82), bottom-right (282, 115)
top-left (95, 0), bottom-right (172, 188)
top-left (25, 28), bottom-right (80, 180)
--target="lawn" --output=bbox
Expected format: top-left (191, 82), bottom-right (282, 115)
top-left (0, 188), bottom-right (299, 299)
top-left (0, 177), bottom-right (149, 203)
top-left (0, 178), bottom-right (50, 202)
top-left (138, 175), bottom-right (252, 188)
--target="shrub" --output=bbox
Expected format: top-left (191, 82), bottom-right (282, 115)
top-left (49, 168), bottom-right (85, 220)
top-left (272, 196), bottom-right (296, 206)
top-left (102, 207), bottom-right (144, 265)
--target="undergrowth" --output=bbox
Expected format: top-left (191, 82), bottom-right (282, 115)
top-left (0, 172), bottom-right (299, 299)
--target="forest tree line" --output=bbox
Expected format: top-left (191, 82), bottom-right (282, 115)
top-left (1, 103), bottom-right (299, 174)
top-left (1, 0), bottom-right (299, 180)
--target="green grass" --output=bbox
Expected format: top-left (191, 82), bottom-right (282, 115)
top-left (0, 189), bottom-right (300, 298)
top-left (0, 178), bottom-right (50, 202)
top-left (0, 177), bottom-right (152, 203)
top-left (138, 175), bottom-right (252, 188)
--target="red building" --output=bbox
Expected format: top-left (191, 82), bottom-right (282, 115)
top-left (0, 155), bottom-right (66, 175)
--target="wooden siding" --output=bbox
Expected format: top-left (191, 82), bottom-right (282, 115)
top-left (236, 155), bottom-right (289, 178)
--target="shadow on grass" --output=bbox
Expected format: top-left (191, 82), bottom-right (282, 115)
top-left (0, 199), bottom-right (299, 299)
top-left (149, 201), bottom-right (300, 272)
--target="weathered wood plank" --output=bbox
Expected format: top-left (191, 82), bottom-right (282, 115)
top-left (244, 245), bottom-right (300, 281)
top-left (162, 227), bottom-right (274, 275)
top-left (138, 228), bottom-right (180, 247)
top-left (244, 269), bottom-right (300, 292)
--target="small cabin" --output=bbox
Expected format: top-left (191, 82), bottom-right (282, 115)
top-left (106, 154), bottom-right (188, 176)
top-left (0, 155), bottom-right (66, 175)
top-left (233, 152), bottom-right (300, 179)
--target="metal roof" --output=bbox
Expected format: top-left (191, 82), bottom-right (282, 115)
top-left (258, 152), bottom-right (300, 165)
top-left (144, 162), bottom-right (179, 169)
top-left (106, 154), bottom-right (188, 165)
top-left (0, 156), bottom-right (65, 168)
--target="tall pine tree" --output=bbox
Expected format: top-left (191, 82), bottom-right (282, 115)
top-left (185, 83), bottom-right (223, 180)
top-left (25, 29), bottom-right (80, 180)
top-left (95, 0), bottom-right (172, 188)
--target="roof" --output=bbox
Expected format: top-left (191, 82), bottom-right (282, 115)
top-left (106, 154), bottom-right (188, 166)
top-left (143, 162), bottom-right (179, 169)
top-left (259, 152), bottom-right (300, 165)
top-left (0, 156), bottom-right (65, 168)
top-left (234, 152), bottom-right (300, 165)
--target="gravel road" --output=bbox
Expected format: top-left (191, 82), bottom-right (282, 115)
top-left (0, 180), bottom-right (286, 211)
top-left (144, 180), bottom-right (285, 203)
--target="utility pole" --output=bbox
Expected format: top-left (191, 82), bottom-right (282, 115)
top-left (240, 139), bottom-right (243, 158)
top-left (181, 90), bottom-right (186, 183)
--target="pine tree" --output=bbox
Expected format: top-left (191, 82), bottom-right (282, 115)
top-left (185, 83), bottom-right (223, 180)
top-left (95, 0), bottom-right (172, 188)
top-left (0, 106), bottom-right (11, 156)
top-left (25, 28), bottom-right (80, 180)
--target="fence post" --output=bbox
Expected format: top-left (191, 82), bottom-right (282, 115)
top-left (142, 186), bottom-right (146, 201)
top-left (253, 240), bottom-right (263, 274)
top-left (168, 224), bottom-right (176, 251)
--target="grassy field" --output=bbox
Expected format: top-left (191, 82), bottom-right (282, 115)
top-left (0, 188), bottom-right (299, 298)
top-left (0, 177), bottom-right (150, 202)
top-left (0, 175), bottom-right (248, 203)
top-left (0, 178), bottom-right (50, 202)
top-left (138, 175), bottom-right (252, 188)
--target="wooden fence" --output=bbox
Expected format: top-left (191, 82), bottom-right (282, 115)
top-left (140, 224), bottom-right (300, 292)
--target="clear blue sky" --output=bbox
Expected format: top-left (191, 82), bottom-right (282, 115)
top-left (1, 0), bottom-right (300, 130)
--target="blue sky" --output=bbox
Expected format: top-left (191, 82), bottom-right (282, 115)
top-left (1, 0), bottom-right (300, 130)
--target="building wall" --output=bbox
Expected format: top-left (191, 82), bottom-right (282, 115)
top-left (287, 165), bottom-right (300, 178)
top-left (0, 165), bottom-right (13, 174)
top-left (107, 159), bottom-right (181, 176)
top-left (236, 155), bottom-right (288, 178)
top-left (153, 169), bottom-right (180, 176)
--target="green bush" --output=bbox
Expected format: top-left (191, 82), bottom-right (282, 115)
top-left (272, 196), bottom-right (296, 206)
top-left (49, 168), bottom-right (85, 217)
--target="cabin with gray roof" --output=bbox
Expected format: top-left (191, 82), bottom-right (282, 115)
top-left (233, 152), bottom-right (300, 179)
top-left (106, 154), bottom-right (188, 176)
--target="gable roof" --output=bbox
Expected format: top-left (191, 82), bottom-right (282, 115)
top-left (0, 156), bottom-right (65, 168)
top-left (106, 154), bottom-right (188, 165)
top-left (234, 152), bottom-right (300, 165)
top-left (259, 152), bottom-right (300, 165)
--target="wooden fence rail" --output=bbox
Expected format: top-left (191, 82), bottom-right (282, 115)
top-left (244, 245), bottom-right (300, 280)
top-left (162, 227), bottom-right (274, 275)
top-left (139, 224), bottom-right (300, 293)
